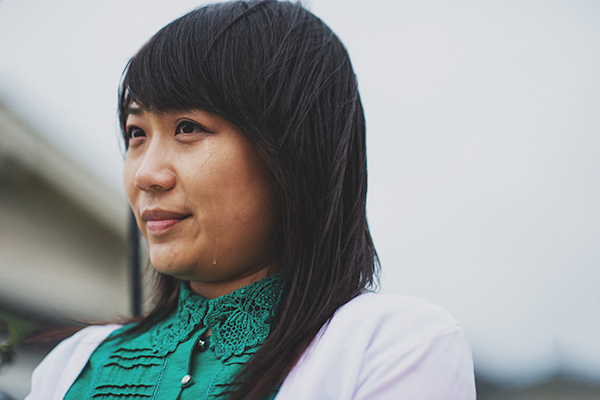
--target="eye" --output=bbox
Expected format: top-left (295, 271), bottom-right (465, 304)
top-left (127, 126), bottom-right (146, 139)
top-left (176, 120), bottom-right (208, 135)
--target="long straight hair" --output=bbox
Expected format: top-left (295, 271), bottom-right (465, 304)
top-left (118, 1), bottom-right (379, 398)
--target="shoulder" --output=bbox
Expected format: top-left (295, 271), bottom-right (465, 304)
top-left (43, 324), bottom-right (122, 365)
top-left (312, 293), bottom-right (467, 375)
top-left (277, 294), bottom-right (475, 400)
top-left (330, 293), bottom-right (460, 337)
top-left (61, 324), bottom-right (123, 347)
top-left (25, 324), bottom-right (121, 400)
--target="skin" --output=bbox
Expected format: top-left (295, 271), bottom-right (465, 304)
top-left (123, 106), bottom-right (279, 299)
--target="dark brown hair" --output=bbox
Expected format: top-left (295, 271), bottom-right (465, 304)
top-left (118, 1), bottom-right (379, 398)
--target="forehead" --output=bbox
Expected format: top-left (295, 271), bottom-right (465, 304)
top-left (124, 103), bottom-right (185, 121)
top-left (125, 101), bottom-right (160, 118)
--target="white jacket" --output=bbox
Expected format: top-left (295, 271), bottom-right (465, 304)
top-left (27, 293), bottom-right (476, 399)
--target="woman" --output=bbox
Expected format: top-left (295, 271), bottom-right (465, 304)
top-left (27, 1), bottom-right (475, 399)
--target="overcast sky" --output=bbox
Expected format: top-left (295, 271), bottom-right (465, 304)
top-left (1, 0), bottom-right (599, 386)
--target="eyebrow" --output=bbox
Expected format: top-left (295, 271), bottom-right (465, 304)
top-left (126, 106), bottom-right (145, 117)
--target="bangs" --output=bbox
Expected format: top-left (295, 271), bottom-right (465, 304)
top-left (119, 8), bottom-right (218, 125)
top-left (117, 0), bottom-right (352, 156)
top-left (118, 1), bottom-right (262, 138)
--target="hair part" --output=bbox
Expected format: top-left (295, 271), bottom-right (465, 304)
top-left (119, 1), bottom-right (379, 398)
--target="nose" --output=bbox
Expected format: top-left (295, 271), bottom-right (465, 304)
top-left (133, 142), bottom-right (176, 192)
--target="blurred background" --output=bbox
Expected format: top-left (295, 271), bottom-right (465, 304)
top-left (0, 0), bottom-right (599, 399)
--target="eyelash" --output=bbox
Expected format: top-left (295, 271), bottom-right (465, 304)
top-left (125, 120), bottom-right (210, 140)
top-left (176, 120), bottom-right (209, 135)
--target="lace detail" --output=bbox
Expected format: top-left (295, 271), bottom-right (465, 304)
top-left (150, 287), bottom-right (208, 356)
top-left (204, 275), bottom-right (281, 359)
top-left (147, 276), bottom-right (281, 358)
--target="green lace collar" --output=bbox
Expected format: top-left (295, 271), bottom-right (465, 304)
top-left (150, 274), bottom-right (281, 360)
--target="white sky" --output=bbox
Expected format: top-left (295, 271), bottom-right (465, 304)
top-left (1, 0), bottom-right (599, 387)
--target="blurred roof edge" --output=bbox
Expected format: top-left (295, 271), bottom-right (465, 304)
top-left (0, 102), bottom-right (128, 239)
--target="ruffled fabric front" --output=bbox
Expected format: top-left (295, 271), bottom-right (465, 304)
top-left (64, 275), bottom-right (281, 400)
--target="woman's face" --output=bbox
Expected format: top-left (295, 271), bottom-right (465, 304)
top-left (123, 105), bottom-right (279, 299)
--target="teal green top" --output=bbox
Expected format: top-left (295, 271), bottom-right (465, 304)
top-left (65, 275), bottom-right (281, 400)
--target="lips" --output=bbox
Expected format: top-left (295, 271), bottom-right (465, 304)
top-left (141, 209), bottom-right (192, 234)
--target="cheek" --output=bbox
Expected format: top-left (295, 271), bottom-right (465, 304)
top-left (122, 159), bottom-right (148, 239)
top-left (122, 157), bottom-right (139, 205)
top-left (196, 153), bottom-right (275, 232)
top-left (229, 173), bottom-right (278, 232)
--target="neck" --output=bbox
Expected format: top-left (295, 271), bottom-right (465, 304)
top-left (188, 268), bottom-right (273, 299)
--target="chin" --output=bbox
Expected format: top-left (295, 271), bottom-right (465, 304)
top-left (150, 257), bottom-right (208, 281)
top-left (150, 256), bottom-right (189, 277)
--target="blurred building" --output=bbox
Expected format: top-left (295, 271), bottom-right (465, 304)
top-left (0, 103), bottom-right (130, 399)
